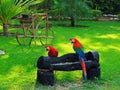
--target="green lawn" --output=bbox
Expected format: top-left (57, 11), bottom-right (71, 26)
top-left (0, 21), bottom-right (120, 90)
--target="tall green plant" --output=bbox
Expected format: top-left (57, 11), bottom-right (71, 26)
top-left (0, 0), bottom-right (43, 36)
top-left (53, 0), bottom-right (91, 26)
top-left (92, 9), bottom-right (102, 20)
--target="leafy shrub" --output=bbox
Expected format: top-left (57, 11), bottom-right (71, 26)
top-left (117, 13), bottom-right (120, 21)
top-left (92, 10), bottom-right (102, 20)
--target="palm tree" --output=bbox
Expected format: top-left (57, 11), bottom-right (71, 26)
top-left (0, 0), bottom-right (43, 36)
top-left (54, 0), bottom-right (91, 27)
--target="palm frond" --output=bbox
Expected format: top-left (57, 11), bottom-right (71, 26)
top-left (0, 0), bottom-right (43, 24)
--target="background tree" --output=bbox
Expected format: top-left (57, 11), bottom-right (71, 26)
top-left (0, 0), bottom-right (43, 36)
top-left (53, 0), bottom-right (91, 27)
top-left (88, 0), bottom-right (120, 14)
top-left (29, 0), bottom-right (54, 14)
top-left (38, 0), bottom-right (54, 10)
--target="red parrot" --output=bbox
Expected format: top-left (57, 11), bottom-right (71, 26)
top-left (45, 46), bottom-right (58, 57)
top-left (70, 38), bottom-right (87, 80)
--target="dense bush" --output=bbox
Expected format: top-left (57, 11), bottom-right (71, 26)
top-left (92, 10), bottom-right (102, 20)
top-left (117, 13), bottom-right (120, 21)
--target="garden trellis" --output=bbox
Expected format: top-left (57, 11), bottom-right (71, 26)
top-left (16, 11), bottom-right (54, 46)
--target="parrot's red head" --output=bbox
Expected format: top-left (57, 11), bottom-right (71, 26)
top-left (70, 38), bottom-right (83, 48)
top-left (70, 38), bottom-right (80, 44)
top-left (45, 46), bottom-right (58, 57)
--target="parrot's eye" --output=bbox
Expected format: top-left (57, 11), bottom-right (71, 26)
top-left (45, 47), bottom-right (49, 51)
top-left (46, 48), bottom-right (49, 51)
top-left (71, 39), bottom-right (74, 43)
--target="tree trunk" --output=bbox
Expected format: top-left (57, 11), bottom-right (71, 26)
top-left (3, 23), bottom-right (9, 36)
top-left (70, 16), bottom-right (75, 27)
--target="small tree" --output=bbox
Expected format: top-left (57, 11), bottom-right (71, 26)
top-left (53, 0), bottom-right (91, 27)
top-left (92, 9), bottom-right (102, 20)
top-left (0, 0), bottom-right (43, 36)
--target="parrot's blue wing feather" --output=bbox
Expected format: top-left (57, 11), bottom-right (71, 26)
top-left (73, 47), bottom-right (87, 61)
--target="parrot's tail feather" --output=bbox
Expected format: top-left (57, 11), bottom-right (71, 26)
top-left (84, 75), bottom-right (87, 80)
top-left (80, 59), bottom-right (87, 80)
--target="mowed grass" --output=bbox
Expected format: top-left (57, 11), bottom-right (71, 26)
top-left (0, 21), bottom-right (120, 90)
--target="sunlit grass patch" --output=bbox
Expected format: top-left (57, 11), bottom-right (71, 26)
top-left (0, 21), bottom-right (120, 89)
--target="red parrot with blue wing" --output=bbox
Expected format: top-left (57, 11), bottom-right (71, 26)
top-left (45, 46), bottom-right (58, 57)
top-left (70, 38), bottom-right (87, 80)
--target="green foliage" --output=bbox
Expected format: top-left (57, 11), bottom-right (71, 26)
top-left (52, 0), bottom-right (92, 26)
top-left (0, 21), bottom-right (120, 89)
top-left (88, 0), bottom-right (120, 14)
top-left (38, 0), bottom-right (54, 10)
top-left (54, 0), bottom-right (91, 18)
top-left (92, 9), bottom-right (102, 20)
top-left (0, 0), bottom-right (43, 35)
top-left (0, 0), bottom-right (43, 23)
top-left (117, 13), bottom-right (120, 20)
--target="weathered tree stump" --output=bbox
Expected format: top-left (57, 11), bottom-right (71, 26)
top-left (37, 70), bottom-right (54, 86)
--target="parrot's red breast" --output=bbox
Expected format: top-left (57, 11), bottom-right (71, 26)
top-left (45, 46), bottom-right (58, 57)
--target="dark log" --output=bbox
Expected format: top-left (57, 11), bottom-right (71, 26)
top-left (37, 51), bottom-right (100, 69)
top-left (85, 50), bottom-right (99, 62)
top-left (51, 62), bottom-right (81, 71)
top-left (51, 61), bottom-right (99, 71)
top-left (87, 67), bottom-right (101, 79)
top-left (37, 53), bottom-right (78, 69)
top-left (37, 70), bottom-right (54, 86)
